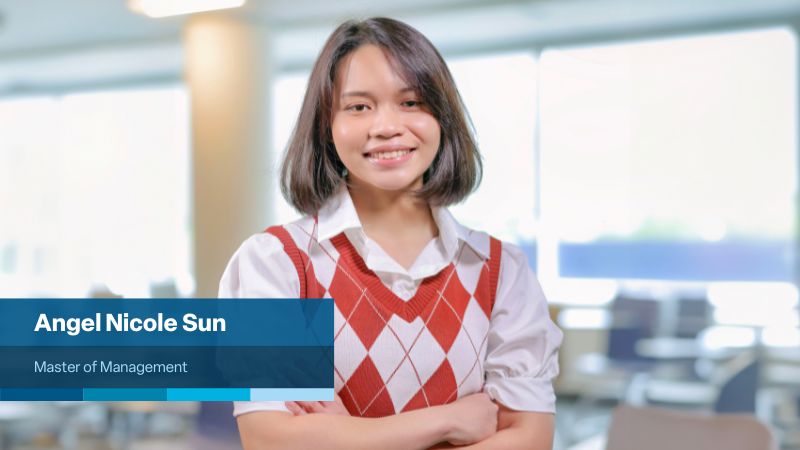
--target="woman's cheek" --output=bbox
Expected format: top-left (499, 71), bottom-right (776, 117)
top-left (335, 119), bottom-right (368, 148)
top-left (409, 115), bottom-right (441, 141)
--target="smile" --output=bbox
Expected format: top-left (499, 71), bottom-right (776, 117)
top-left (366, 149), bottom-right (413, 160)
top-left (363, 147), bottom-right (416, 166)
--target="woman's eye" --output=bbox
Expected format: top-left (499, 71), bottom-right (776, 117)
top-left (402, 100), bottom-right (422, 108)
top-left (347, 104), bottom-right (369, 112)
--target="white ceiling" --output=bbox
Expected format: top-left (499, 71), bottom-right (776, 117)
top-left (0, 0), bottom-right (491, 56)
top-left (1, 0), bottom-right (799, 56)
top-left (0, 0), bottom-right (799, 93)
top-left (0, 0), bottom-right (180, 56)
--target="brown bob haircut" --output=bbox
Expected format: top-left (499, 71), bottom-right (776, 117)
top-left (280, 17), bottom-right (482, 215)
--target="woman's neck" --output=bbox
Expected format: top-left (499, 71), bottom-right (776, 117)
top-left (348, 184), bottom-right (435, 235)
top-left (347, 183), bottom-right (439, 269)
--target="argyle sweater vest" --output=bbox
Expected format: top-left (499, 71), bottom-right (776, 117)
top-left (266, 217), bottom-right (501, 418)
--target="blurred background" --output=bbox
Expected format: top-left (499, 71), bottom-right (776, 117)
top-left (1, 0), bottom-right (799, 449)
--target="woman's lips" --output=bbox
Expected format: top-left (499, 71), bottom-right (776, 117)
top-left (364, 148), bottom-right (415, 167)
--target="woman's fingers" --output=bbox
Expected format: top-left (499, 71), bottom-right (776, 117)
top-left (301, 401), bottom-right (325, 412)
top-left (285, 401), bottom-right (306, 415)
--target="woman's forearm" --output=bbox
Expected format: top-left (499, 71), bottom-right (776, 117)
top-left (431, 427), bottom-right (550, 450)
top-left (428, 407), bottom-right (555, 450)
top-left (238, 406), bottom-right (453, 450)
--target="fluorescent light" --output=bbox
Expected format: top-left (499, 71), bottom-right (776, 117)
top-left (128, 0), bottom-right (246, 18)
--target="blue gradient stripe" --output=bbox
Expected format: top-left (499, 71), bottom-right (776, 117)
top-left (0, 387), bottom-right (336, 401)
top-left (250, 388), bottom-right (334, 401)
top-left (0, 388), bottom-right (83, 400)
top-left (166, 388), bottom-right (250, 401)
top-left (83, 388), bottom-right (167, 401)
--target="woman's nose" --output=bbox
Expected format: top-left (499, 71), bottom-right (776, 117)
top-left (369, 106), bottom-right (402, 139)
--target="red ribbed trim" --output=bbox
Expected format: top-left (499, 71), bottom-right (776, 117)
top-left (487, 237), bottom-right (502, 310)
top-left (331, 233), bottom-right (454, 323)
top-left (265, 225), bottom-right (308, 299)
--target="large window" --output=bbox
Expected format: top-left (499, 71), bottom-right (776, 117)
top-left (271, 73), bottom-right (308, 225)
top-left (539, 28), bottom-right (797, 282)
top-left (269, 27), bottom-right (797, 301)
top-left (0, 85), bottom-right (192, 298)
top-left (447, 53), bottom-right (538, 269)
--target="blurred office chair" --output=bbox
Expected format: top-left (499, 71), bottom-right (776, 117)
top-left (605, 404), bottom-right (777, 450)
top-left (633, 296), bottom-right (712, 382)
top-left (642, 350), bottom-right (760, 413)
top-left (674, 296), bottom-right (711, 339)
top-left (563, 297), bottom-right (661, 445)
top-left (189, 402), bottom-right (242, 450)
top-left (714, 352), bottom-right (760, 413)
top-left (571, 296), bottom-right (661, 402)
top-left (606, 296), bottom-right (660, 365)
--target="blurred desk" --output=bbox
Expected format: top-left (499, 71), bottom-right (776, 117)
top-left (765, 346), bottom-right (800, 364)
top-left (636, 337), bottom-right (743, 362)
top-left (636, 337), bottom-right (700, 360)
top-left (636, 325), bottom-right (764, 364)
top-left (764, 347), bottom-right (800, 389)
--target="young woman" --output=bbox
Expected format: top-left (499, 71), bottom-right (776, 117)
top-left (219, 17), bottom-right (562, 450)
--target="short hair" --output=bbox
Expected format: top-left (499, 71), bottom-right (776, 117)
top-left (280, 17), bottom-right (482, 215)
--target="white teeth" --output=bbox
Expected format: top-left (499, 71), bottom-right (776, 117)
top-left (368, 149), bottom-right (410, 160)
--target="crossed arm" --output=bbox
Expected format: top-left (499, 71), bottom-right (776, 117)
top-left (428, 404), bottom-right (554, 450)
top-left (236, 393), bottom-right (554, 450)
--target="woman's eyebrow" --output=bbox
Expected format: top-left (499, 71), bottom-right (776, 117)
top-left (341, 90), bottom-right (372, 98)
top-left (341, 87), bottom-right (417, 98)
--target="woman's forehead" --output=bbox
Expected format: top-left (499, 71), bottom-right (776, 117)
top-left (334, 44), bottom-right (416, 96)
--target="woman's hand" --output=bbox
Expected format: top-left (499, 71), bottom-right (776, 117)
top-left (285, 393), bottom-right (350, 416)
top-left (440, 392), bottom-right (498, 446)
top-left (285, 391), bottom-right (498, 447)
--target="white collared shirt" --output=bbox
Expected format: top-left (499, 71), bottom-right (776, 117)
top-left (315, 185), bottom-right (487, 299)
top-left (220, 188), bottom-right (562, 416)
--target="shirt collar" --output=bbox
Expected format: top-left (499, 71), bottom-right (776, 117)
top-left (316, 186), bottom-right (362, 243)
top-left (431, 206), bottom-right (489, 260)
top-left (316, 187), bottom-right (490, 260)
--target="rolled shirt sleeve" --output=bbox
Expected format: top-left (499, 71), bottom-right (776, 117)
top-left (483, 242), bottom-right (563, 413)
top-left (218, 233), bottom-right (298, 417)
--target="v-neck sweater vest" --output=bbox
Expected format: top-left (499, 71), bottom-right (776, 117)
top-left (266, 220), bottom-right (502, 418)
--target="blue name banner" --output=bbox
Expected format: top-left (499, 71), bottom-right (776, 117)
top-left (0, 299), bottom-right (334, 401)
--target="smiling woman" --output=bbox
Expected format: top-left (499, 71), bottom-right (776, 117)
top-left (221, 17), bottom-right (562, 450)
top-left (279, 17), bottom-right (481, 217)
top-left (332, 44), bottom-right (441, 193)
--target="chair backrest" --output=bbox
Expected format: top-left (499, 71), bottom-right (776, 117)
top-left (607, 296), bottom-right (659, 364)
top-left (713, 352), bottom-right (760, 414)
top-left (674, 296), bottom-right (710, 338)
top-left (192, 402), bottom-right (242, 448)
top-left (605, 404), bottom-right (776, 450)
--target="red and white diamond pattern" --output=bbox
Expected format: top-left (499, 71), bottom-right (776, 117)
top-left (448, 304), bottom-right (489, 399)
top-left (270, 218), bottom-right (499, 418)
top-left (332, 308), bottom-right (368, 384)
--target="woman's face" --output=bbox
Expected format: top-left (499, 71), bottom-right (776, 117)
top-left (331, 44), bottom-right (441, 194)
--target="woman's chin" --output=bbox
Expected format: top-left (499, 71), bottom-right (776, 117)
top-left (349, 176), bottom-right (423, 194)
